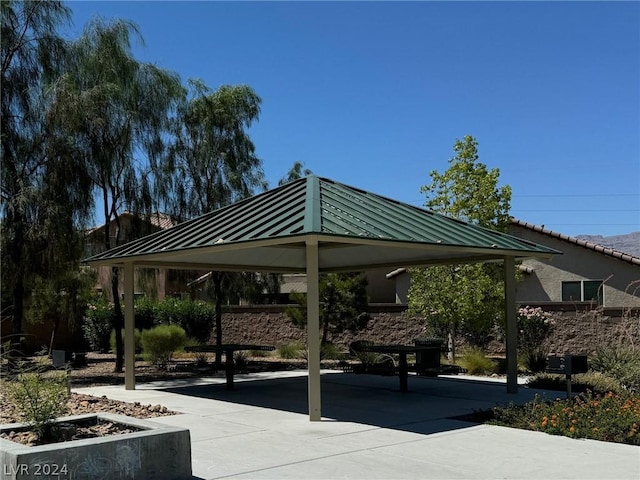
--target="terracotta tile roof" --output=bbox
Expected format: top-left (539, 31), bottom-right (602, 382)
top-left (86, 212), bottom-right (179, 235)
top-left (509, 218), bottom-right (640, 267)
top-left (144, 212), bottom-right (179, 230)
top-left (385, 264), bottom-right (534, 279)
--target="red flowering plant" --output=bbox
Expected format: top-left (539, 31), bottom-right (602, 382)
top-left (492, 390), bottom-right (640, 445)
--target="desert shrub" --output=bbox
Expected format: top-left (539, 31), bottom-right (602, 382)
top-left (154, 298), bottom-right (214, 343)
top-left (249, 348), bottom-right (273, 358)
top-left (82, 299), bottom-right (114, 353)
top-left (3, 363), bottom-right (69, 441)
top-left (109, 328), bottom-right (142, 353)
top-left (141, 324), bottom-right (186, 369)
top-left (522, 349), bottom-right (549, 374)
top-left (491, 391), bottom-right (640, 445)
top-left (277, 342), bottom-right (304, 359)
top-left (349, 340), bottom-right (380, 365)
top-left (185, 338), bottom-right (209, 366)
top-left (591, 346), bottom-right (640, 392)
top-left (134, 297), bottom-right (157, 330)
top-left (457, 348), bottom-right (497, 375)
top-left (234, 351), bottom-right (248, 370)
top-left (320, 342), bottom-right (345, 360)
top-left (527, 371), bottom-right (623, 395)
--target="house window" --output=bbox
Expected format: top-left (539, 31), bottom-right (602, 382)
top-left (561, 280), bottom-right (604, 305)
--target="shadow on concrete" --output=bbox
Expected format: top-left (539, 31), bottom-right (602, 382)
top-left (163, 372), bottom-right (543, 436)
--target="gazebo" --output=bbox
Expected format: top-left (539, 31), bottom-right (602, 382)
top-left (85, 175), bottom-right (559, 421)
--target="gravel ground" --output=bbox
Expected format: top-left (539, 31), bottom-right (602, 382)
top-left (0, 353), bottom-right (196, 446)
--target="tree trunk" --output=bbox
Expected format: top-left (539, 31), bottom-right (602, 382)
top-left (213, 272), bottom-right (223, 366)
top-left (11, 276), bottom-right (25, 349)
top-left (447, 329), bottom-right (456, 362)
top-left (321, 316), bottom-right (329, 346)
top-left (10, 217), bottom-right (25, 348)
top-left (48, 317), bottom-right (60, 355)
top-left (111, 267), bottom-right (124, 372)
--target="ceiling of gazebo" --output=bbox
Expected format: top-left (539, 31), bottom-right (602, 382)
top-left (84, 176), bottom-right (560, 272)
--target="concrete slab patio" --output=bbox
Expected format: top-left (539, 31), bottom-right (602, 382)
top-left (74, 371), bottom-right (640, 480)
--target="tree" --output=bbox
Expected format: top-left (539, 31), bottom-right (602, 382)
top-left (161, 80), bottom-right (265, 219)
top-left (286, 273), bottom-right (370, 345)
top-left (159, 80), bottom-right (267, 364)
top-left (1, 0), bottom-right (94, 347)
top-left (26, 268), bottom-right (97, 353)
top-left (278, 161), bottom-right (312, 186)
top-left (52, 17), bottom-right (183, 371)
top-left (408, 135), bottom-right (512, 358)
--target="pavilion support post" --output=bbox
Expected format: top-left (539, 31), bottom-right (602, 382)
top-left (306, 237), bottom-right (321, 421)
top-left (504, 256), bottom-right (518, 394)
top-left (124, 262), bottom-right (136, 390)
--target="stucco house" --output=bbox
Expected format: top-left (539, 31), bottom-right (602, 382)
top-left (508, 219), bottom-right (639, 309)
top-left (387, 219), bottom-right (640, 309)
top-left (85, 212), bottom-right (201, 299)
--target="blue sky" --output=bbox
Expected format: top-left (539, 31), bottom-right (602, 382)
top-left (66, 1), bottom-right (639, 238)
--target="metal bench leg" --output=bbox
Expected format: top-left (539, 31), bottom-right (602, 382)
top-left (399, 353), bottom-right (408, 392)
top-left (225, 349), bottom-right (234, 390)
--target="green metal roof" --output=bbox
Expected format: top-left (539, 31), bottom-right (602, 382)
top-left (85, 175), bottom-right (559, 272)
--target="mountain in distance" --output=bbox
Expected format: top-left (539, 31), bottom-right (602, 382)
top-left (576, 232), bottom-right (640, 258)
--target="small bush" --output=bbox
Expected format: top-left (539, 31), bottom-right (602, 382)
top-left (522, 349), bottom-right (549, 374)
top-left (154, 298), bottom-right (214, 343)
top-left (109, 328), bottom-right (142, 353)
top-left (320, 342), bottom-right (346, 360)
top-left (277, 342), bottom-right (303, 359)
top-left (527, 371), bottom-right (623, 395)
top-left (234, 351), bottom-right (248, 370)
top-left (591, 346), bottom-right (640, 392)
top-left (82, 300), bottom-right (113, 353)
top-left (134, 297), bottom-right (157, 330)
top-left (457, 348), bottom-right (497, 375)
top-left (186, 338), bottom-right (209, 366)
top-left (3, 365), bottom-right (69, 441)
top-left (249, 349), bottom-right (272, 358)
top-left (141, 324), bottom-right (186, 370)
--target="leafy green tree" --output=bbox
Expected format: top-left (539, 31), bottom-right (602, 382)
top-left (159, 80), bottom-right (267, 364)
top-left (286, 273), bottom-right (370, 345)
top-left (408, 135), bottom-right (512, 357)
top-left (52, 17), bottom-right (183, 371)
top-left (278, 161), bottom-right (312, 186)
top-left (26, 268), bottom-right (97, 353)
top-left (1, 0), bottom-right (93, 345)
top-left (161, 80), bottom-right (265, 219)
top-left (419, 135), bottom-right (511, 231)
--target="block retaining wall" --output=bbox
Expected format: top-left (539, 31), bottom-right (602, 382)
top-left (218, 304), bottom-right (639, 356)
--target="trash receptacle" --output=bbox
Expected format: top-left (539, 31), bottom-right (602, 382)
top-left (414, 338), bottom-right (443, 369)
top-left (52, 350), bottom-right (72, 368)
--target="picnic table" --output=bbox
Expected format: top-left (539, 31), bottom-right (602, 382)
top-left (355, 344), bottom-right (442, 392)
top-left (184, 344), bottom-right (275, 390)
